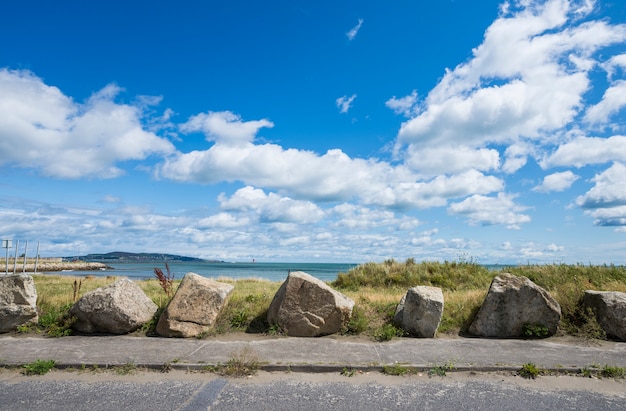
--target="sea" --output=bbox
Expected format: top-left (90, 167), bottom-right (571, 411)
top-left (56, 261), bottom-right (359, 283)
top-left (50, 261), bottom-right (512, 283)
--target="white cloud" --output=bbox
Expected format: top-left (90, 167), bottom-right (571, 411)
top-left (0, 69), bottom-right (175, 179)
top-left (405, 145), bottom-right (500, 175)
top-left (336, 94), bottom-right (357, 113)
top-left (576, 161), bottom-right (626, 227)
top-left (584, 80), bottom-right (626, 125)
top-left (219, 186), bottom-right (324, 224)
top-left (448, 192), bottom-right (531, 229)
top-left (394, 0), bottom-right (626, 176)
top-left (346, 18), bottom-right (364, 41)
top-left (160, 111), bottom-right (505, 209)
top-left (385, 90), bottom-right (419, 117)
top-left (541, 135), bottom-right (626, 168)
top-left (533, 170), bottom-right (579, 192)
top-left (180, 110), bottom-right (274, 146)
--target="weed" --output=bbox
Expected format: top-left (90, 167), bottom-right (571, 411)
top-left (72, 279), bottom-right (82, 303)
top-left (22, 359), bottom-right (56, 376)
top-left (519, 363), bottom-right (540, 379)
top-left (230, 309), bottom-right (250, 329)
top-left (373, 323), bottom-right (404, 342)
top-left (267, 323), bottom-right (283, 336)
top-left (343, 306), bottom-right (368, 335)
top-left (216, 346), bottom-right (261, 377)
top-left (154, 263), bottom-right (175, 298)
top-left (428, 360), bottom-right (455, 377)
top-left (600, 365), bottom-right (625, 379)
top-left (522, 323), bottom-right (550, 339)
top-left (340, 367), bottom-right (356, 377)
top-left (114, 362), bottom-right (137, 375)
top-left (580, 366), bottom-right (597, 378)
top-left (383, 364), bottom-right (411, 376)
top-left (161, 362), bottom-right (172, 373)
top-left (38, 303), bottom-right (75, 337)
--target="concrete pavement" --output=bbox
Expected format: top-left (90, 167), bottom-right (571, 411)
top-left (1, 334), bottom-right (624, 373)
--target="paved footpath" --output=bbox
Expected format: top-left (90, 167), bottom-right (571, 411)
top-left (1, 335), bottom-right (624, 373)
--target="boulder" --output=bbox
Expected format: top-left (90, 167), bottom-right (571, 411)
top-left (70, 278), bottom-right (158, 334)
top-left (582, 290), bottom-right (626, 341)
top-left (394, 286), bottom-right (443, 338)
top-left (267, 271), bottom-right (354, 337)
top-left (468, 273), bottom-right (561, 338)
top-left (156, 272), bottom-right (234, 338)
top-left (0, 274), bottom-right (38, 333)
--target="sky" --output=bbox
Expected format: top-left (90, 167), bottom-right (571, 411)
top-left (1, 0), bottom-right (626, 264)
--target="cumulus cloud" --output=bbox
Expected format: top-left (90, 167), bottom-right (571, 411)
top-left (393, 0), bottom-right (626, 175)
top-left (448, 192), bottom-right (531, 229)
top-left (0, 69), bottom-right (175, 179)
top-left (386, 90), bottom-right (419, 117)
top-left (575, 162), bottom-right (626, 229)
top-left (405, 145), bottom-right (500, 175)
top-left (219, 186), bottom-right (324, 224)
top-left (346, 18), bottom-right (364, 41)
top-left (180, 111), bottom-right (274, 145)
top-left (159, 111), bottom-right (504, 209)
top-left (541, 135), bottom-right (626, 168)
top-left (533, 170), bottom-right (579, 192)
top-left (336, 94), bottom-right (357, 113)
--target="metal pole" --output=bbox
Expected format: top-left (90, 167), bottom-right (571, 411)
top-left (13, 239), bottom-right (19, 275)
top-left (4, 245), bottom-right (7, 275)
top-left (22, 240), bottom-right (28, 273)
top-left (34, 241), bottom-right (40, 275)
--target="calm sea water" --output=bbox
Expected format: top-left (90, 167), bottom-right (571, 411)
top-left (50, 261), bottom-right (511, 282)
top-left (56, 261), bottom-right (359, 282)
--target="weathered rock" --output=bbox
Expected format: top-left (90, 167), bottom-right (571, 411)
top-left (468, 273), bottom-right (561, 338)
top-left (267, 271), bottom-right (354, 337)
top-left (393, 286), bottom-right (444, 338)
top-left (70, 278), bottom-right (158, 334)
top-left (0, 274), bottom-right (38, 333)
top-left (582, 290), bottom-right (626, 341)
top-left (156, 272), bottom-right (234, 338)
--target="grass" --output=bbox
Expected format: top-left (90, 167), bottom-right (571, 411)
top-left (519, 362), bottom-right (541, 379)
top-left (22, 359), bottom-right (56, 375)
top-left (26, 260), bottom-right (626, 340)
top-left (207, 346), bottom-right (261, 377)
top-left (428, 360), bottom-right (455, 377)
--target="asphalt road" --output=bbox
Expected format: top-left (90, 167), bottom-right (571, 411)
top-left (1, 371), bottom-right (625, 411)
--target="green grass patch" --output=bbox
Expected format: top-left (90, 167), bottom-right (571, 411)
top-left (22, 359), bottom-right (56, 376)
top-left (29, 261), bottom-right (626, 340)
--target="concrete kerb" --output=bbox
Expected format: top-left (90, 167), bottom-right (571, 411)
top-left (1, 335), bottom-right (625, 377)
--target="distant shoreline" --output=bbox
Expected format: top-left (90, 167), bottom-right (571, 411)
top-left (3, 261), bottom-right (111, 274)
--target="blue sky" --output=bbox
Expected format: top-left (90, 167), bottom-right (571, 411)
top-left (2, 0), bottom-right (626, 264)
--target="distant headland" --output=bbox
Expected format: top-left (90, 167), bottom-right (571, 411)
top-left (63, 251), bottom-right (222, 263)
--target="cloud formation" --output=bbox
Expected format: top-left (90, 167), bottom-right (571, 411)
top-left (336, 94), bottom-right (357, 113)
top-left (0, 69), bottom-right (175, 178)
top-left (346, 18), bottom-right (364, 41)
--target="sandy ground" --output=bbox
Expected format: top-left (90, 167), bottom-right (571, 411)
top-left (1, 367), bottom-right (624, 396)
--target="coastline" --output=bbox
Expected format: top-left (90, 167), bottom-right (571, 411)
top-left (4, 261), bottom-right (111, 274)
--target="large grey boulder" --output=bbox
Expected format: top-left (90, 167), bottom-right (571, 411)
top-left (582, 290), bottom-right (626, 341)
top-left (156, 272), bottom-right (234, 338)
top-left (468, 273), bottom-right (561, 338)
top-left (394, 286), bottom-right (444, 338)
top-left (267, 271), bottom-right (354, 337)
top-left (0, 274), bottom-right (38, 333)
top-left (70, 278), bottom-right (158, 334)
